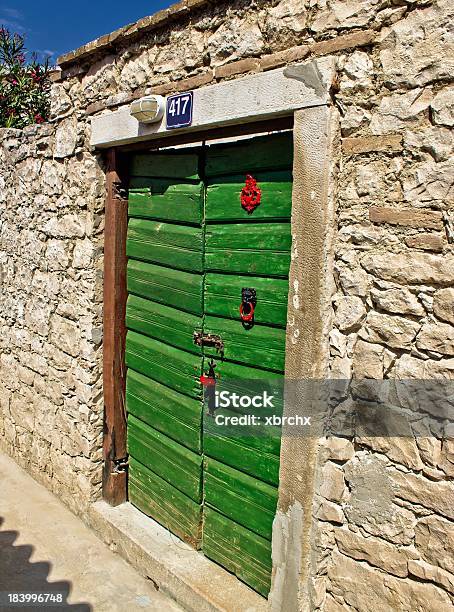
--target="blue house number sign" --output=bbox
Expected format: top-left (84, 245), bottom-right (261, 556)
top-left (166, 92), bottom-right (193, 129)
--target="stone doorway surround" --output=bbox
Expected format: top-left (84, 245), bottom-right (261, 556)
top-left (92, 57), bottom-right (339, 611)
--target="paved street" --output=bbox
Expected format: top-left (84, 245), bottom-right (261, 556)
top-left (0, 452), bottom-right (183, 612)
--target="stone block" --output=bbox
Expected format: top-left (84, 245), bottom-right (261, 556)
top-left (50, 315), bottom-right (80, 358)
top-left (311, 30), bottom-right (376, 56)
top-left (416, 321), bottom-right (454, 356)
top-left (360, 312), bottom-right (420, 350)
top-left (370, 287), bottom-right (424, 317)
top-left (342, 134), bottom-right (403, 155)
top-left (369, 206), bottom-right (443, 230)
top-left (389, 468), bottom-right (454, 520)
top-left (334, 528), bottom-right (410, 577)
top-left (215, 58), bottom-right (260, 79)
top-left (415, 515), bottom-right (454, 574)
top-left (334, 296), bottom-right (366, 332)
top-left (260, 45), bottom-right (310, 71)
top-left (328, 550), bottom-right (452, 611)
top-left (405, 233), bottom-right (444, 252)
top-left (361, 252), bottom-right (454, 286)
top-left (433, 288), bottom-right (454, 325)
top-left (319, 462), bottom-right (345, 503)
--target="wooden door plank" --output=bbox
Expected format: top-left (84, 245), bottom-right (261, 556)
top-left (203, 507), bottom-right (272, 597)
top-left (126, 294), bottom-right (202, 354)
top-left (127, 260), bottom-right (203, 316)
top-left (126, 331), bottom-right (202, 399)
top-left (128, 414), bottom-right (202, 501)
top-left (206, 172), bottom-right (292, 223)
top-left (205, 273), bottom-right (288, 327)
top-left (130, 152), bottom-right (200, 180)
top-left (127, 369), bottom-right (202, 452)
top-left (129, 179), bottom-right (203, 225)
top-left (127, 219), bottom-right (204, 272)
top-left (205, 223), bottom-right (291, 276)
top-left (204, 457), bottom-right (277, 540)
top-left (205, 132), bottom-right (293, 177)
top-left (103, 148), bottom-right (128, 506)
top-left (129, 457), bottom-right (202, 547)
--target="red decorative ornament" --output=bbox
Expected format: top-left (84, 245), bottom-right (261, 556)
top-left (240, 174), bottom-right (262, 214)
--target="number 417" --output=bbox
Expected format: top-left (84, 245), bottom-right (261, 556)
top-left (168, 95), bottom-right (190, 117)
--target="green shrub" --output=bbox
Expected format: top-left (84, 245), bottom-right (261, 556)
top-left (0, 27), bottom-right (51, 128)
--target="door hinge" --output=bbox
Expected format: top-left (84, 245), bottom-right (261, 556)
top-left (193, 331), bottom-right (224, 358)
top-left (113, 456), bottom-right (129, 473)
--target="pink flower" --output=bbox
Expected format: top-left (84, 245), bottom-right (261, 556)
top-left (35, 113), bottom-right (44, 124)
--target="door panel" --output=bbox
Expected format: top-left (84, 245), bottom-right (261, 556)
top-left (130, 152), bottom-right (200, 180)
top-left (128, 415), bottom-right (202, 501)
top-left (204, 457), bottom-right (278, 539)
top-left (126, 331), bottom-right (201, 399)
top-left (205, 132), bottom-right (293, 177)
top-left (203, 315), bottom-right (285, 371)
top-left (126, 133), bottom-right (293, 596)
top-left (127, 152), bottom-right (204, 548)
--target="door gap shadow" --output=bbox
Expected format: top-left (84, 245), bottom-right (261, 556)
top-left (0, 517), bottom-right (92, 611)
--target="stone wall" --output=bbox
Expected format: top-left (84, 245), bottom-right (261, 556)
top-left (0, 0), bottom-right (453, 609)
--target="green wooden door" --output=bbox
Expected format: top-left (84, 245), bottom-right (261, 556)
top-left (126, 133), bottom-right (293, 596)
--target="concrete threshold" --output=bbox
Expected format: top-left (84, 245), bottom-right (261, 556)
top-left (87, 501), bottom-right (268, 612)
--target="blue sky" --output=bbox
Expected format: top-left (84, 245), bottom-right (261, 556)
top-left (0, 1), bottom-right (176, 63)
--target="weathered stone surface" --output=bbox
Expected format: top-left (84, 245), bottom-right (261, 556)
top-left (314, 497), bottom-right (345, 524)
top-left (214, 58), bottom-right (260, 79)
top-left (415, 515), bottom-right (454, 574)
top-left (404, 126), bottom-right (453, 163)
top-left (352, 340), bottom-right (384, 378)
top-left (369, 206), bottom-right (443, 230)
top-left (344, 454), bottom-right (416, 545)
top-left (319, 437), bottom-right (355, 462)
top-left (431, 86), bottom-right (454, 127)
top-left (433, 288), bottom-right (454, 325)
top-left (334, 528), bottom-right (410, 577)
top-left (370, 88), bottom-right (433, 135)
top-left (319, 462), bottom-right (345, 503)
top-left (416, 321), bottom-right (454, 356)
top-left (361, 252), bottom-right (454, 286)
top-left (370, 287), bottom-right (424, 317)
top-left (408, 559), bottom-right (454, 594)
top-left (334, 296), bottom-right (366, 332)
top-left (328, 550), bottom-right (452, 611)
top-left (389, 468), bottom-right (454, 520)
top-left (360, 312), bottom-right (420, 350)
top-left (49, 315), bottom-right (80, 358)
top-left (54, 116), bottom-right (78, 158)
top-left (72, 238), bottom-right (94, 269)
top-left (43, 215), bottom-right (86, 239)
top-left (340, 51), bottom-right (373, 92)
top-left (379, 0), bottom-right (454, 88)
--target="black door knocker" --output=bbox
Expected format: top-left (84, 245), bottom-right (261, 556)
top-left (240, 287), bottom-right (257, 330)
